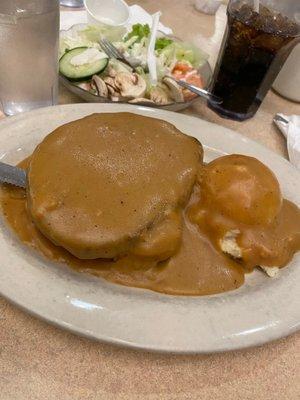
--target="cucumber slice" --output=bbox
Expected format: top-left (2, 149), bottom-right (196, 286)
top-left (59, 47), bottom-right (108, 81)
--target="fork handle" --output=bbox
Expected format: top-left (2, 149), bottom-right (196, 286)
top-left (173, 78), bottom-right (222, 104)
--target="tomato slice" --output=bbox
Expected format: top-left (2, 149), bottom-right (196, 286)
top-left (171, 62), bottom-right (205, 101)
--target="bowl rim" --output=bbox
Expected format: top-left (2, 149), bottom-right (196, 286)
top-left (84, 0), bottom-right (131, 28)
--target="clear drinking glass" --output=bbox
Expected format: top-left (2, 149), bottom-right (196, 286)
top-left (0, 0), bottom-right (59, 116)
top-left (208, 0), bottom-right (300, 121)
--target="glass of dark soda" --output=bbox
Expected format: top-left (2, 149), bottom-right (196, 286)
top-left (208, 0), bottom-right (300, 121)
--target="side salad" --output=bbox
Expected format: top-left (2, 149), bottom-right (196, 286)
top-left (59, 23), bottom-right (208, 106)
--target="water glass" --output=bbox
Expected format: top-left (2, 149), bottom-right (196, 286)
top-left (0, 0), bottom-right (59, 116)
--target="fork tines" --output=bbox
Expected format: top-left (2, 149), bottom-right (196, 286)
top-left (100, 38), bottom-right (123, 60)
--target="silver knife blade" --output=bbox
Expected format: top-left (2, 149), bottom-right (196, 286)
top-left (0, 162), bottom-right (27, 188)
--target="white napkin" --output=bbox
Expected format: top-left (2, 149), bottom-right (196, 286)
top-left (194, 0), bottom-right (222, 15)
top-left (60, 10), bottom-right (87, 30)
top-left (193, 4), bottom-right (227, 69)
top-left (60, 5), bottom-right (173, 35)
top-left (274, 114), bottom-right (300, 169)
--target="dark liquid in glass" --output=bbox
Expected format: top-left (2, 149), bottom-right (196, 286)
top-left (208, 2), bottom-right (300, 121)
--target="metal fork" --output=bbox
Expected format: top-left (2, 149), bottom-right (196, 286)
top-left (0, 162), bottom-right (27, 188)
top-left (169, 77), bottom-right (222, 104)
top-left (99, 38), bottom-right (137, 70)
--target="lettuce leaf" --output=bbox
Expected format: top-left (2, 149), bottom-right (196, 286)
top-left (124, 23), bottom-right (150, 42)
top-left (59, 24), bottom-right (126, 58)
top-left (80, 24), bottom-right (126, 43)
top-left (155, 37), bottom-right (173, 52)
top-left (158, 41), bottom-right (208, 69)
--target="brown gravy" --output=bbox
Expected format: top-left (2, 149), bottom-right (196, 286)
top-left (1, 174), bottom-right (244, 296)
top-left (189, 155), bottom-right (300, 270)
top-left (1, 120), bottom-right (299, 297)
top-left (27, 113), bottom-right (202, 260)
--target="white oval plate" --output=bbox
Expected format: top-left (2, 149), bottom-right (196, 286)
top-left (0, 104), bottom-right (299, 354)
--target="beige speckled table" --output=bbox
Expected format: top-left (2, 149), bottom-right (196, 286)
top-left (0, 2), bottom-right (300, 399)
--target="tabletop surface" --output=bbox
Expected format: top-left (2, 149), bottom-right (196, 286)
top-left (0, 1), bottom-right (300, 399)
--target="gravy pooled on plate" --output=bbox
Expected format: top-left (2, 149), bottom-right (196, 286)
top-left (1, 114), bottom-right (300, 296)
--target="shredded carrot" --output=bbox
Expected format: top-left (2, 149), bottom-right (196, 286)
top-left (185, 73), bottom-right (204, 89)
top-left (172, 62), bottom-right (193, 78)
top-left (172, 62), bottom-right (204, 101)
